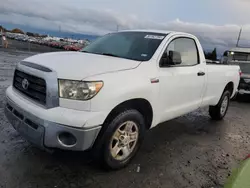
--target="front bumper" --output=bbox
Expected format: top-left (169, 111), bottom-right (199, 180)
top-left (238, 89), bottom-right (250, 95)
top-left (238, 84), bottom-right (250, 95)
top-left (238, 77), bottom-right (250, 95)
top-left (5, 91), bottom-right (102, 151)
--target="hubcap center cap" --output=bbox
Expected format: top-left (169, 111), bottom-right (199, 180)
top-left (119, 135), bottom-right (130, 145)
top-left (110, 121), bottom-right (139, 161)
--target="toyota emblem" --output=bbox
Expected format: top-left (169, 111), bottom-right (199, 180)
top-left (22, 78), bottom-right (29, 90)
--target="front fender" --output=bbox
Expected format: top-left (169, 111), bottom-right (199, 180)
top-left (89, 71), bottom-right (160, 125)
top-left (91, 79), bottom-right (159, 113)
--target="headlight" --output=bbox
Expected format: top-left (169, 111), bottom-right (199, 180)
top-left (58, 79), bottom-right (103, 100)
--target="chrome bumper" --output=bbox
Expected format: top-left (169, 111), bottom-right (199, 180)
top-left (238, 89), bottom-right (250, 95)
top-left (4, 97), bottom-right (101, 151)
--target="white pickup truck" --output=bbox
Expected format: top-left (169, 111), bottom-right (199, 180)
top-left (5, 30), bottom-right (240, 169)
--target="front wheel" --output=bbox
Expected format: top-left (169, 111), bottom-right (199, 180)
top-left (95, 109), bottom-right (146, 170)
top-left (209, 90), bottom-right (230, 120)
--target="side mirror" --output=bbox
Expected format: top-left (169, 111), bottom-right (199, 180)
top-left (160, 53), bottom-right (169, 67)
top-left (160, 51), bottom-right (182, 67)
top-left (169, 50), bottom-right (182, 65)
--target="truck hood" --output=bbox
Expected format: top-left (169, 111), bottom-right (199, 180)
top-left (23, 51), bottom-right (141, 80)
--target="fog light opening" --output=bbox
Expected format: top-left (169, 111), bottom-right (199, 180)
top-left (58, 132), bottom-right (77, 147)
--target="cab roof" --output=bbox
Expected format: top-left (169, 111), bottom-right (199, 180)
top-left (117, 29), bottom-right (191, 36)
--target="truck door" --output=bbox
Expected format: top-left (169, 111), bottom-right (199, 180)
top-left (158, 36), bottom-right (206, 122)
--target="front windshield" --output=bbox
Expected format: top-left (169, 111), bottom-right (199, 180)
top-left (228, 52), bottom-right (250, 61)
top-left (81, 32), bottom-right (167, 61)
top-left (239, 63), bottom-right (250, 74)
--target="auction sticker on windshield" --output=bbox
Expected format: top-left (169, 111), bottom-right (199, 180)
top-left (145, 35), bottom-right (165, 40)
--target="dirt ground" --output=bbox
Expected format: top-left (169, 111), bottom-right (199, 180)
top-left (0, 49), bottom-right (250, 188)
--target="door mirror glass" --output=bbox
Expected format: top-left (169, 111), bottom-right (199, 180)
top-left (169, 50), bottom-right (182, 65)
top-left (160, 50), bottom-right (182, 66)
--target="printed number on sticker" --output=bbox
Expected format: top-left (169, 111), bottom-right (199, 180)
top-left (145, 35), bottom-right (164, 40)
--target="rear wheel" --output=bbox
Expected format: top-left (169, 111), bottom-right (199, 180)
top-left (209, 90), bottom-right (230, 120)
top-left (94, 109), bottom-right (146, 170)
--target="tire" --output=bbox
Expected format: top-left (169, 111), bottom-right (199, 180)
top-left (209, 90), bottom-right (230, 120)
top-left (93, 109), bottom-right (146, 170)
top-left (231, 92), bottom-right (237, 101)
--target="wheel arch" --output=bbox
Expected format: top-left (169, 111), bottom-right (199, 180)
top-left (103, 98), bottom-right (153, 130)
top-left (212, 81), bottom-right (234, 106)
top-left (92, 98), bottom-right (154, 155)
top-left (224, 81), bottom-right (234, 98)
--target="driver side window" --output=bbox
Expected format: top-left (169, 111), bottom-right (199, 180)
top-left (161, 37), bottom-right (199, 67)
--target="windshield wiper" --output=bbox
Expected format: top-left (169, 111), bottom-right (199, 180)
top-left (81, 50), bottom-right (91, 53)
top-left (102, 53), bottom-right (120, 58)
top-left (81, 51), bottom-right (100, 55)
top-left (81, 51), bottom-right (120, 58)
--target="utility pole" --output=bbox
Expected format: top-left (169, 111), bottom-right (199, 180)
top-left (59, 25), bottom-right (62, 37)
top-left (236, 27), bottom-right (242, 47)
top-left (0, 29), bottom-right (2, 47)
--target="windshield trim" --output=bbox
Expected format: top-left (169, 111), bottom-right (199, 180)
top-left (81, 51), bottom-right (144, 61)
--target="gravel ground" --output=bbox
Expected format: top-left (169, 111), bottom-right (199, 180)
top-left (0, 49), bottom-right (250, 188)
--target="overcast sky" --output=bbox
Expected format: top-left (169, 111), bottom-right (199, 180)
top-left (1, 0), bottom-right (250, 54)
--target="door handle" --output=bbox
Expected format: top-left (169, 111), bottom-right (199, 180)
top-left (197, 71), bottom-right (205, 76)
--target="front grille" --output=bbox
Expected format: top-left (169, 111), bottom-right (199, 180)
top-left (13, 70), bottom-right (47, 105)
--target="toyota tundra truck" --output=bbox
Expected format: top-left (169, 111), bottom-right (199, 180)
top-left (4, 30), bottom-right (240, 169)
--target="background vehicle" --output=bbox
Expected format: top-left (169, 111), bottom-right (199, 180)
top-left (5, 30), bottom-right (240, 169)
top-left (222, 48), bottom-right (250, 98)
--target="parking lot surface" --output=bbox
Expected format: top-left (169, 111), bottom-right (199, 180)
top-left (0, 50), bottom-right (250, 188)
top-left (0, 39), bottom-right (61, 53)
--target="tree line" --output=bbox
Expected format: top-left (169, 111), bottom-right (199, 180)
top-left (204, 48), bottom-right (217, 60)
top-left (1, 25), bottom-right (24, 34)
top-left (1, 25), bottom-right (47, 37)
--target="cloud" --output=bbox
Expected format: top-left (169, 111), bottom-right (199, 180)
top-left (1, 0), bottom-right (250, 55)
